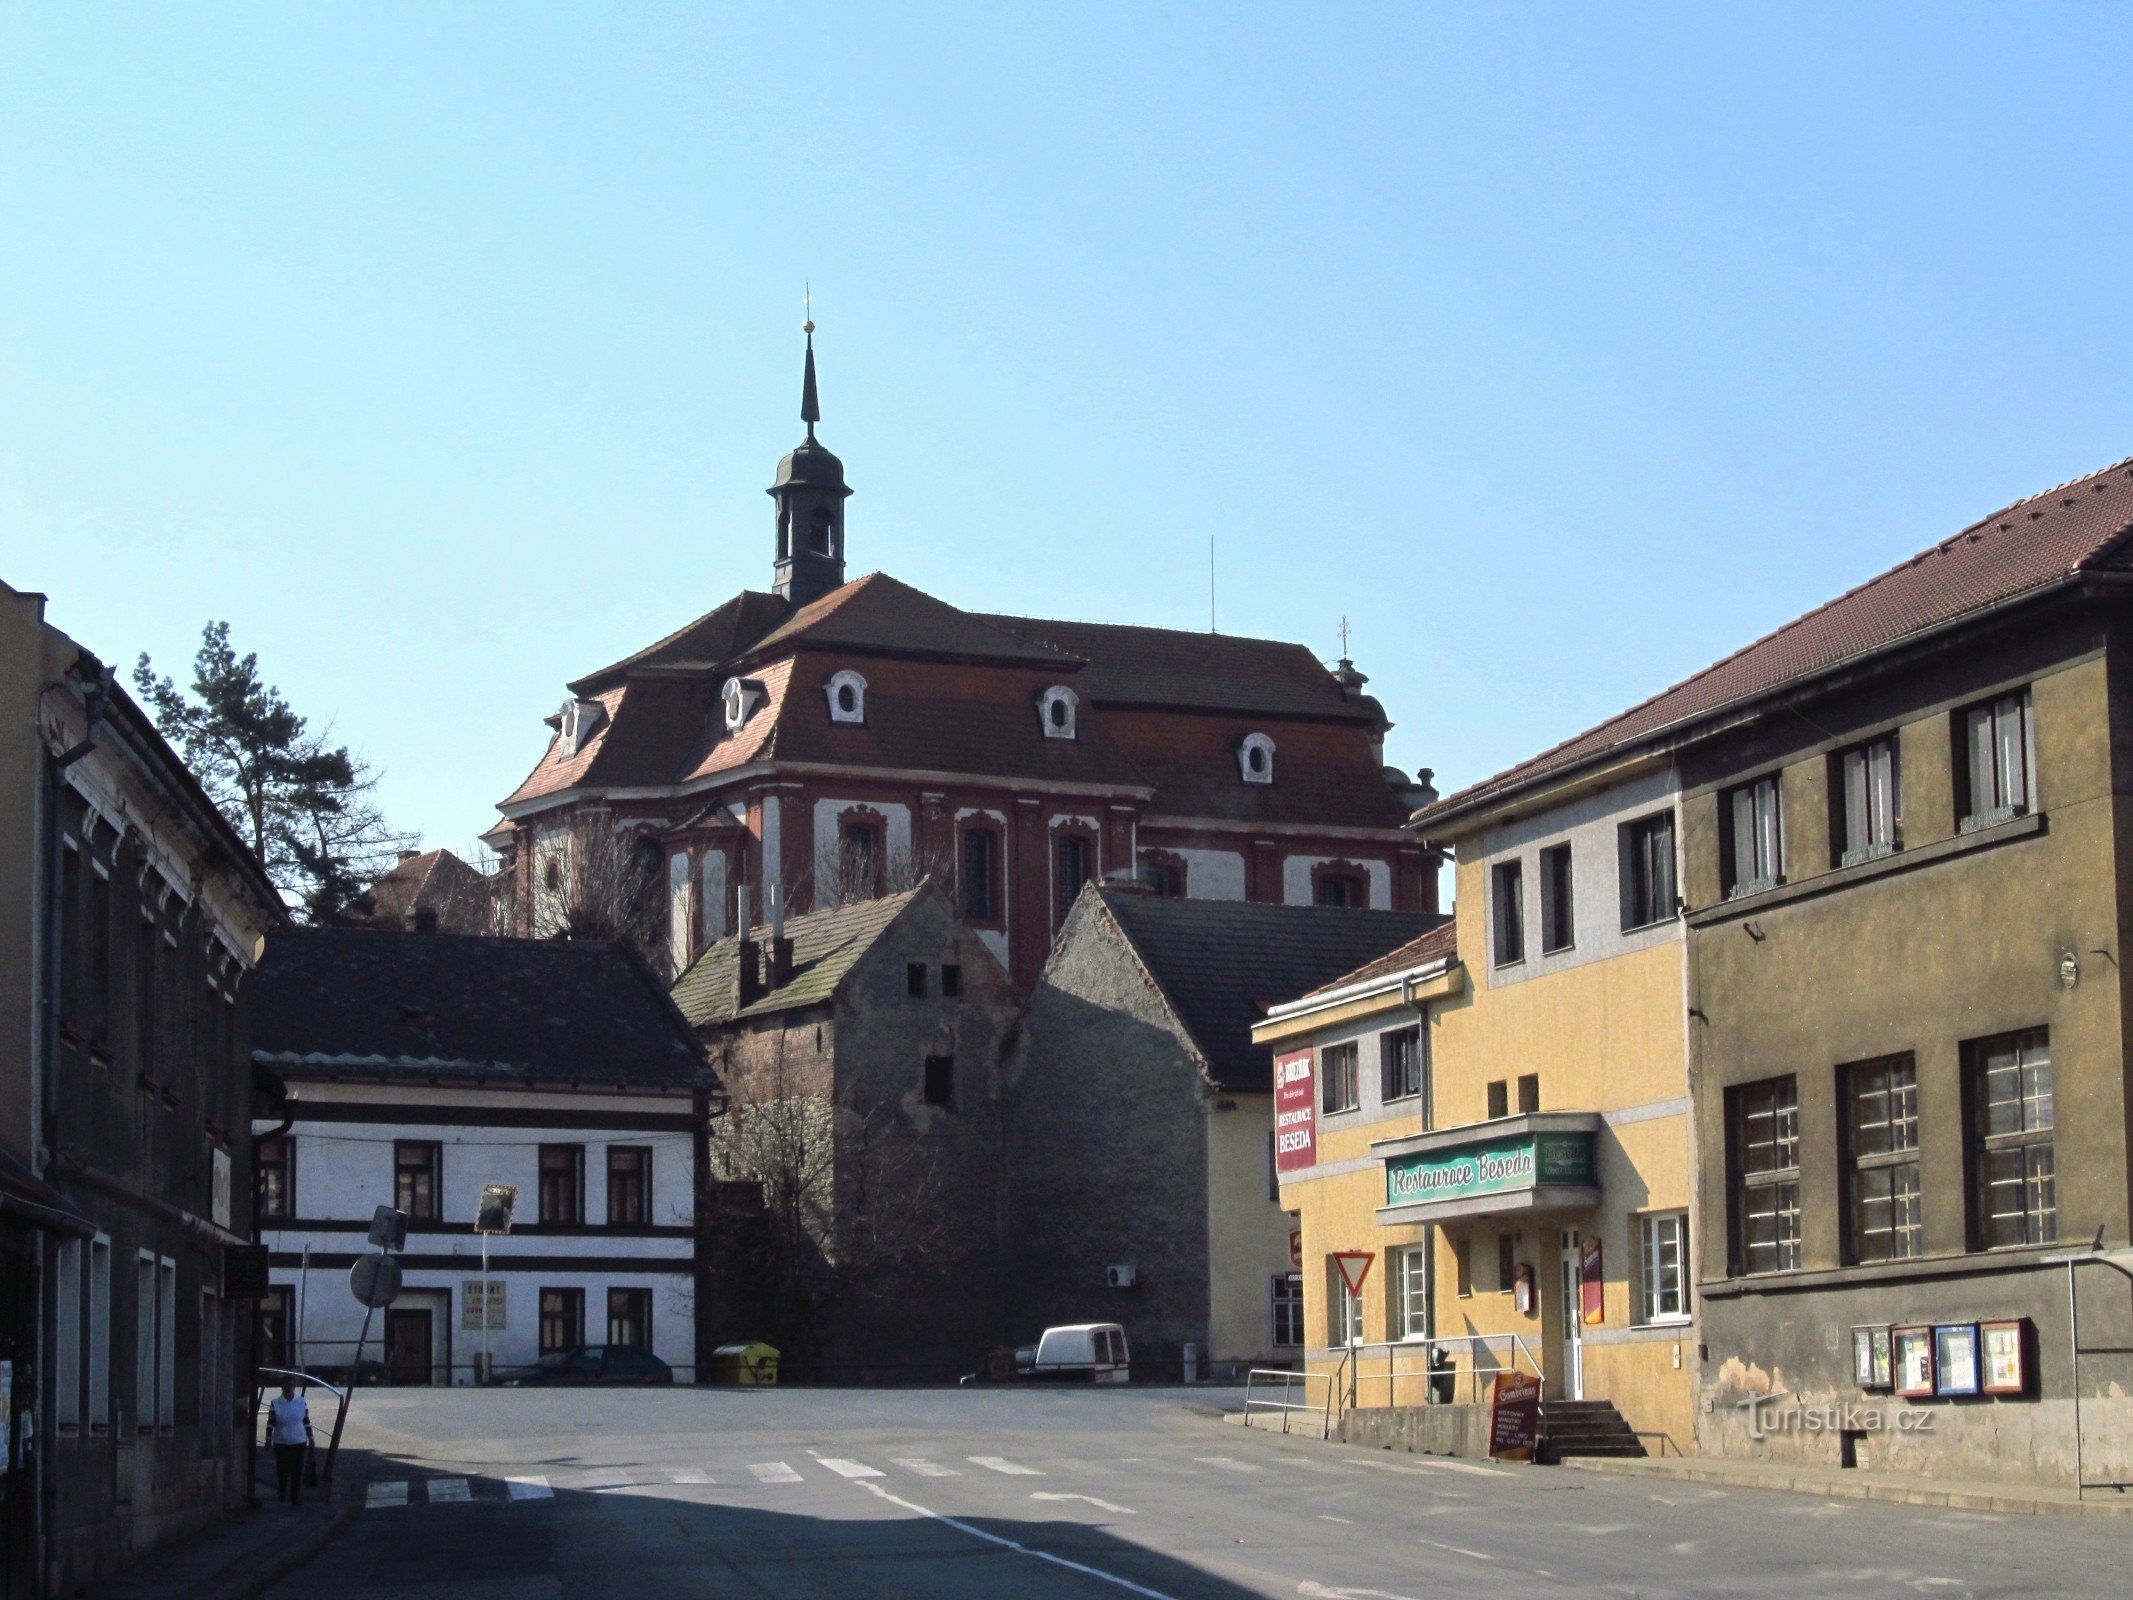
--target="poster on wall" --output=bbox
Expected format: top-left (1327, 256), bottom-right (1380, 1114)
top-left (1273, 1049), bottom-right (1317, 1174)
top-left (1851, 1326), bottom-right (1892, 1391)
top-left (1935, 1324), bottom-right (1981, 1396)
top-left (1579, 1235), bottom-right (1604, 1326)
top-left (1893, 1326), bottom-right (1936, 1398)
top-left (1981, 1320), bottom-right (2029, 1395)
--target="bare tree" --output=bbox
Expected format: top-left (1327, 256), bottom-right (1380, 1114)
top-left (534, 822), bottom-right (669, 970)
top-left (813, 836), bottom-right (953, 913)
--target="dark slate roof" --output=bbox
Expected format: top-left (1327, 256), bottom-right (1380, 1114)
top-left (671, 886), bottom-right (928, 1025)
top-left (745, 574), bottom-right (1078, 666)
top-left (252, 929), bottom-right (708, 1091)
top-left (1299, 920), bottom-right (1460, 1000)
top-left (982, 614), bottom-right (1383, 723)
top-left (570, 590), bottom-right (788, 695)
top-left (1422, 454), bottom-right (2133, 831)
top-left (1092, 890), bottom-right (1445, 1092)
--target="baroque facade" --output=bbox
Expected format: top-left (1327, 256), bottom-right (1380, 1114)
top-left (486, 334), bottom-right (1439, 990)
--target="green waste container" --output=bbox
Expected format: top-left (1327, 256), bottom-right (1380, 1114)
top-left (711, 1342), bottom-right (780, 1386)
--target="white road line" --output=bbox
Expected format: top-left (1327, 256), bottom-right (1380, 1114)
top-left (366, 1481), bottom-right (409, 1509)
top-left (854, 1479), bottom-right (1181, 1599)
top-left (893, 1458), bottom-right (960, 1477)
top-left (1193, 1456), bottom-right (1259, 1472)
top-left (427, 1478), bottom-right (471, 1503)
top-left (749, 1462), bottom-right (803, 1483)
top-left (817, 1458), bottom-right (884, 1479)
top-left (1318, 1515), bottom-right (1354, 1525)
top-left (506, 1476), bottom-right (552, 1501)
top-left (667, 1468), bottom-right (713, 1484)
top-left (1418, 1538), bottom-right (1494, 1561)
top-left (1031, 1491), bottom-right (1135, 1515)
top-left (969, 1456), bottom-right (1044, 1476)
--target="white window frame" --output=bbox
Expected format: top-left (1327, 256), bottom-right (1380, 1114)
top-left (1962, 690), bottom-right (2036, 829)
top-left (1839, 736), bottom-right (1900, 865)
top-left (1038, 685), bottom-right (1078, 740)
top-left (157, 1256), bottom-right (177, 1431)
top-left (134, 1252), bottom-right (155, 1434)
top-left (1638, 1211), bottom-right (1691, 1325)
top-left (824, 669), bottom-right (868, 725)
top-left (1238, 732), bottom-right (1275, 784)
top-left (1319, 1041), bottom-right (1360, 1115)
top-left (1271, 1273), bottom-right (1304, 1348)
top-left (1394, 1243), bottom-right (1431, 1341)
top-left (1328, 1259), bottom-right (1365, 1348)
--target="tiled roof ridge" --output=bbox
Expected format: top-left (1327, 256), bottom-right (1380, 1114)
top-left (983, 609), bottom-right (1324, 655)
top-left (1301, 919), bottom-right (1458, 999)
top-left (1430, 453), bottom-right (2133, 820)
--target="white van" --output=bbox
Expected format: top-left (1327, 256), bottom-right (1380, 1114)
top-left (1027, 1323), bottom-right (1131, 1383)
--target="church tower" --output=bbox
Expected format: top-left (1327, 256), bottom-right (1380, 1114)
top-left (769, 319), bottom-right (852, 608)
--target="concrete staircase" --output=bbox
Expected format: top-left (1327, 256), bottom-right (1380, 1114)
top-left (1542, 1399), bottom-right (1647, 1460)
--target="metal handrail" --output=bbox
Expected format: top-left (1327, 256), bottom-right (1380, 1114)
top-left (255, 1367), bottom-right (352, 1489)
top-left (1242, 1366), bottom-right (1336, 1438)
top-left (1308, 1333), bottom-right (1547, 1413)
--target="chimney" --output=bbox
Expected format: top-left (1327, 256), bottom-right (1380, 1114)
top-left (734, 939), bottom-right (763, 1010)
top-left (410, 907), bottom-right (439, 935)
top-left (398, 848), bottom-right (423, 862)
top-left (769, 935), bottom-right (795, 988)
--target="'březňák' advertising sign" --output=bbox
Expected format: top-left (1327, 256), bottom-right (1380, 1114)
top-left (1274, 1049), bottom-right (1316, 1173)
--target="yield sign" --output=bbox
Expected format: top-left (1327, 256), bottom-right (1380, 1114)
top-left (1334, 1251), bottom-right (1375, 1297)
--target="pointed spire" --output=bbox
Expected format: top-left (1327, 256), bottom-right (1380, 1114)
top-left (800, 286), bottom-right (820, 441)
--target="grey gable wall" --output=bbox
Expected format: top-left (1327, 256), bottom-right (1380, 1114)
top-left (1004, 895), bottom-right (1211, 1376)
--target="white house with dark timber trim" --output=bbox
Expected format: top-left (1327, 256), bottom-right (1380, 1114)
top-left (249, 928), bottom-right (716, 1383)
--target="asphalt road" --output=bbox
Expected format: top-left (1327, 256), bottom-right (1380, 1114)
top-left (269, 1386), bottom-right (2131, 1600)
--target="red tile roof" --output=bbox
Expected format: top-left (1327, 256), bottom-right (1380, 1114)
top-left (1421, 455), bottom-right (2133, 830)
top-left (747, 574), bottom-right (1076, 666)
top-left (1299, 919), bottom-right (1459, 1000)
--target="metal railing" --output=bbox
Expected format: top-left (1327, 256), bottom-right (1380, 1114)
top-left (254, 1367), bottom-right (352, 1488)
top-left (1335, 1332), bottom-right (1547, 1413)
top-left (1242, 1365), bottom-right (1338, 1438)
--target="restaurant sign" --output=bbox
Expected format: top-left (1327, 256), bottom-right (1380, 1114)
top-left (1274, 1050), bottom-right (1317, 1173)
top-left (1385, 1130), bottom-right (1596, 1208)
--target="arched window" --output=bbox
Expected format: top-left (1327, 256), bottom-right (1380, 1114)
top-left (824, 670), bottom-right (868, 725)
top-left (960, 826), bottom-right (1000, 922)
top-left (810, 508), bottom-right (836, 556)
top-left (1039, 685), bottom-right (1078, 741)
top-left (1239, 732), bottom-right (1276, 784)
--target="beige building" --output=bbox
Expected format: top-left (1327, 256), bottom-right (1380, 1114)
top-left (1257, 768), bottom-right (1697, 1458)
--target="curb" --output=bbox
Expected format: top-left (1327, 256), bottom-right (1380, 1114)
top-left (1559, 1455), bottom-right (2133, 1519)
top-left (201, 1497), bottom-right (360, 1600)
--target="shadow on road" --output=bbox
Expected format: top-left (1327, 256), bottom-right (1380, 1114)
top-left (291, 1453), bottom-right (1278, 1600)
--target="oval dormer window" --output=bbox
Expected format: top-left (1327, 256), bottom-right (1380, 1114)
top-left (1239, 732), bottom-right (1276, 784)
top-left (723, 676), bottom-right (766, 734)
top-left (1039, 685), bottom-right (1078, 741)
top-left (825, 669), bottom-right (867, 725)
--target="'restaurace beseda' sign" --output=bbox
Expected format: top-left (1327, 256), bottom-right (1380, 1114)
top-left (1384, 1130), bottom-right (1595, 1208)
top-left (1273, 1049), bottom-right (1316, 1174)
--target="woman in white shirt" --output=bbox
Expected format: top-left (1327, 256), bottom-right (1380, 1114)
top-left (264, 1381), bottom-right (314, 1507)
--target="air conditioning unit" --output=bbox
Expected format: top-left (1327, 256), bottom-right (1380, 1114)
top-left (1105, 1264), bottom-right (1137, 1290)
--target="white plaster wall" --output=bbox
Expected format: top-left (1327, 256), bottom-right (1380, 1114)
top-left (258, 1091), bottom-right (698, 1382)
top-left (813, 798), bottom-right (913, 903)
top-left (1174, 847), bottom-right (1246, 901)
top-left (1478, 765), bottom-right (1684, 990)
top-left (667, 853), bottom-right (692, 974)
top-left (1282, 855), bottom-right (1391, 909)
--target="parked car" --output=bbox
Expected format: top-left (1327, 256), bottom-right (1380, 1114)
top-left (499, 1345), bottom-right (674, 1386)
top-left (1025, 1323), bottom-right (1130, 1383)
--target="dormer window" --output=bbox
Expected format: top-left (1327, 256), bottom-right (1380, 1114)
top-left (1039, 685), bottom-right (1078, 741)
top-left (555, 698), bottom-right (607, 758)
top-left (1239, 732), bottom-right (1275, 784)
top-left (722, 676), bottom-right (766, 733)
top-left (825, 670), bottom-right (868, 725)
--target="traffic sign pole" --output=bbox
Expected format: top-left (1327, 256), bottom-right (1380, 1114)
top-left (481, 1233), bottom-right (490, 1385)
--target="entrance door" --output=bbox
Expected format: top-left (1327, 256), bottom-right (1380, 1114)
top-left (385, 1308), bottom-right (433, 1386)
top-left (1558, 1233), bottom-right (1584, 1400)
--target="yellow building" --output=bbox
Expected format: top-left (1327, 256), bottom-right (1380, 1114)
top-left (1255, 765), bottom-right (1697, 1457)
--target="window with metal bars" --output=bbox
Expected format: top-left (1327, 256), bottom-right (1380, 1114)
top-left (1730, 1076), bottom-right (1800, 1274)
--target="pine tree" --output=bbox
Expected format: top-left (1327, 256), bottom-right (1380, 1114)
top-left (133, 621), bottom-right (413, 921)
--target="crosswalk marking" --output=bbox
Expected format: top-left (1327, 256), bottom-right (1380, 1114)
top-left (667, 1468), bottom-right (713, 1484)
top-left (818, 1458), bottom-right (883, 1479)
top-left (750, 1461), bottom-right (803, 1483)
top-left (366, 1481), bottom-right (409, 1509)
top-left (506, 1476), bottom-right (552, 1500)
top-left (427, 1478), bottom-right (471, 1503)
top-left (969, 1456), bottom-right (1043, 1476)
top-left (893, 1458), bottom-right (959, 1477)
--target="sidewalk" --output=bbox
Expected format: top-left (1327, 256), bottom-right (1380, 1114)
top-left (84, 1481), bottom-right (358, 1600)
top-left (1559, 1451), bottom-right (2133, 1520)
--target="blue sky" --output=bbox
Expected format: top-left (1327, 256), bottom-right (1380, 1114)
top-left (6, 5), bottom-right (2133, 859)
